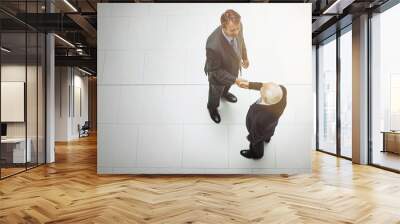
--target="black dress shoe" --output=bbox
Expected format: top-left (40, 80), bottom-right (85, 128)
top-left (240, 150), bottom-right (253, 159)
top-left (265, 138), bottom-right (271, 143)
top-left (208, 108), bottom-right (221, 124)
top-left (223, 92), bottom-right (237, 103)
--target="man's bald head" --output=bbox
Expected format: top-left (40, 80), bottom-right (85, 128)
top-left (260, 82), bottom-right (283, 105)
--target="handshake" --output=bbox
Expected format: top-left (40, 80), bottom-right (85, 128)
top-left (235, 78), bottom-right (249, 89)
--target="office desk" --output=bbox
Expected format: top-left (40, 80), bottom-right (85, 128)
top-left (382, 131), bottom-right (400, 154)
top-left (1, 138), bottom-right (31, 163)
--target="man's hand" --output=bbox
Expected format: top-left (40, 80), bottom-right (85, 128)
top-left (235, 77), bottom-right (246, 85)
top-left (241, 59), bottom-right (249, 69)
top-left (238, 81), bottom-right (249, 89)
top-left (235, 78), bottom-right (249, 89)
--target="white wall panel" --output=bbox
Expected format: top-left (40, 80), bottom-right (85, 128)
top-left (112, 125), bottom-right (139, 168)
top-left (97, 85), bottom-right (120, 123)
top-left (109, 4), bottom-right (150, 17)
top-left (98, 17), bottom-right (130, 50)
top-left (96, 50), bottom-right (105, 84)
top-left (97, 124), bottom-right (116, 167)
top-left (117, 86), bottom-right (145, 124)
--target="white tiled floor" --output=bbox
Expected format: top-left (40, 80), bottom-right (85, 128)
top-left (275, 125), bottom-right (312, 169)
top-left (166, 15), bottom-right (208, 49)
top-left (284, 85), bottom-right (314, 125)
top-left (182, 124), bottom-right (229, 168)
top-left (117, 85), bottom-right (146, 124)
top-left (183, 50), bottom-right (209, 85)
top-left (102, 50), bottom-right (144, 84)
top-left (182, 85), bottom-right (214, 124)
top-left (219, 86), bottom-right (252, 124)
top-left (137, 125), bottom-right (183, 168)
top-left (98, 86), bottom-right (312, 172)
top-left (228, 124), bottom-right (276, 169)
top-left (143, 50), bottom-right (186, 84)
top-left (160, 86), bottom-right (187, 124)
top-left (98, 84), bottom-right (312, 174)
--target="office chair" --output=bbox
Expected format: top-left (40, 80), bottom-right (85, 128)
top-left (79, 121), bottom-right (90, 138)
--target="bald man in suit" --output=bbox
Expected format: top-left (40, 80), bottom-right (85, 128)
top-left (238, 82), bottom-right (287, 159)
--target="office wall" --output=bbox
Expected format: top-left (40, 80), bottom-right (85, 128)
top-left (1, 82), bottom-right (24, 122)
top-left (98, 3), bottom-right (313, 174)
top-left (55, 67), bottom-right (89, 141)
top-left (1, 65), bottom-right (26, 140)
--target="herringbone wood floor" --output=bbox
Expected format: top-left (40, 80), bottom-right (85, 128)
top-left (1, 134), bottom-right (400, 224)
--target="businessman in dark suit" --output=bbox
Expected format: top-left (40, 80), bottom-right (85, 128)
top-left (238, 81), bottom-right (287, 159)
top-left (204, 9), bottom-right (249, 123)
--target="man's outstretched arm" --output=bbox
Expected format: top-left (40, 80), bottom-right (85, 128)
top-left (237, 81), bottom-right (262, 90)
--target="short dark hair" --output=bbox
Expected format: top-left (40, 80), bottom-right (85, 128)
top-left (220, 9), bottom-right (241, 28)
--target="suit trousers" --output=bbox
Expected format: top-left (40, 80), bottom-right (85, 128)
top-left (207, 83), bottom-right (231, 109)
top-left (249, 141), bottom-right (264, 159)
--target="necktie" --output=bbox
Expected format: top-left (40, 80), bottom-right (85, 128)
top-left (230, 38), bottom-right (240, 57)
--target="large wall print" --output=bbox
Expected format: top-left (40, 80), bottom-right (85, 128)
top-left (97, 3), bottom-right (313, 174)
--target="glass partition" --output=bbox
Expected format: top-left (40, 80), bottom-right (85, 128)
top-left (0, 31), bottom-right (28, 177)
top-left (27, 30), bottom-right (38, 169)
top-left (0, 1), bottom-right (46, 179)
top-left (38, 32), bottom-right (45, 165)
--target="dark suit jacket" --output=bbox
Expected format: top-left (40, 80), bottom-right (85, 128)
top-left (204, 24), bottom-right (248, 86)
top-left (246, 83), bottom-right (287, 144)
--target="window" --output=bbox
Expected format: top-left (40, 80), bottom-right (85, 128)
top-left (340, 28), bottom-right (352, 158)
top-left (370, 3), bottom-right (400, 171)
top-left (318, 36), bottom-right (337, 154)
